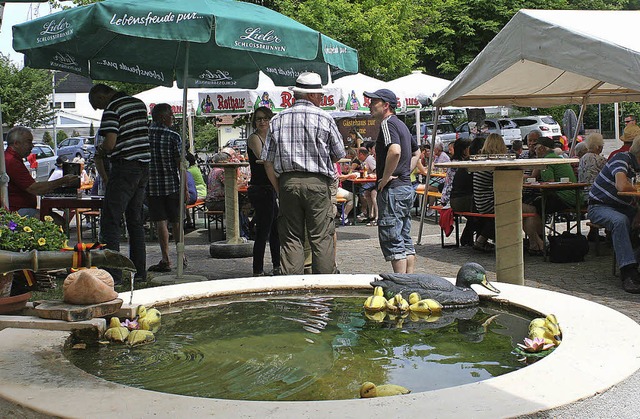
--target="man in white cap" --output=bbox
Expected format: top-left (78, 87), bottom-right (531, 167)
top-left (364, 89), bottom-right (420, 273)
top-left (262, 72), bottom-right (345, 274)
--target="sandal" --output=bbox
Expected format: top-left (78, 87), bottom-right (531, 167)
top-left (472, 241), bottom-right (494, 252)
top-left (148, 260), bottom-right (171, 272)
top-left (366, 220), bottom-right (378, 226)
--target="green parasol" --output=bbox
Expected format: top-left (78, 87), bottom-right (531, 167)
top-left (12, 0), bottom-right (358, 279)
top-left (11, 0), bottom-right (358, 87)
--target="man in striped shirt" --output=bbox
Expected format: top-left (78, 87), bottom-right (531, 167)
top-left (262, 72), bottom-right (345, 274)
top-left (365, 89), bottom-right (420, 273)
top-left (89, 84), bottom-right (151, 284)
top-left (588, 135), bottom-right (640, 293)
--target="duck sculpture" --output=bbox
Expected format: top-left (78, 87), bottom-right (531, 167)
top-left (104, 317), bottom-right (129, 342)
top-left (136, 305), bottom-right (162, 333)
top-left (360, 382), bottom-right (411, 398)
top-left (371, 262), bottom-right (499, 308)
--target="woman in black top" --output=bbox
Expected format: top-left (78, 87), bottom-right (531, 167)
top-left (247, 106), bottom-right (281, 276)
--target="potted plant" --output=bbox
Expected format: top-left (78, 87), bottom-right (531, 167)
top-left (0, 209), bottom-right (68, 298)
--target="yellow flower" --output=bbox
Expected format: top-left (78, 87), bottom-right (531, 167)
top-left (44, 215), bottom-right (53, 222)
top-left (23, 226), bottom-right (33, 233)
top-left (59, 226), bottom-right (64, 233)
top-left (38, 238), bottom-right (46, 246)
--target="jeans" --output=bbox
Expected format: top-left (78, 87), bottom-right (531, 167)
top-left (588, 204), bottom-right (637, 269)
top-left (100, 160), bottom-right (149, 282)
top-left (248, 185), bottom-right (280, 274)
top-left (377, 184), bottom-right (415, 261)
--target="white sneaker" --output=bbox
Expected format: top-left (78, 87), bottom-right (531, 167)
top-left (426, 209), bottom-right (436, 217)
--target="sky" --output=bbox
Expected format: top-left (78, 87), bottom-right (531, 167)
top-left (0, 2), bottom-right (57, 64)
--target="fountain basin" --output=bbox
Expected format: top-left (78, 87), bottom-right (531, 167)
top-left (1, 274), bottom-right (639, 418)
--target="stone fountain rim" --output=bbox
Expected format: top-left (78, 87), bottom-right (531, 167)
top-left (0, 274), bottom-right (639, 418)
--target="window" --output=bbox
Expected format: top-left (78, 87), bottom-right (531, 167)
top-left (50, 102), bottom-right (61, 109)
top-left (63, 102), bottom-right (75, 109)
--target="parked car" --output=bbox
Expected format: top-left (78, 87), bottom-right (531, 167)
top-left (456, 118), bottom-right (522, 147)
top-left (512, 115), bottom-right (562, 141)
top-left (409, 121), bottom-right (457, 147)
top-left (223, 139), bottom-right (247, 154)
top-left (56, 136), bottom-right (95, 161)
top-left (27, 143), bottom-right (58, 182)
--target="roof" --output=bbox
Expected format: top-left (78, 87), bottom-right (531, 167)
top-left (435, 9), bottom-right (640, 107)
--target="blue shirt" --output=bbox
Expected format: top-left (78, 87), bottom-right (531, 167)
top-left (589, 152), bottom-right (640, 209)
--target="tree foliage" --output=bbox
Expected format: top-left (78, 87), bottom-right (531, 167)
top-left (0, 54), bottom-right (54, 128)
top-left (276, 0), bottom-right (422, 79)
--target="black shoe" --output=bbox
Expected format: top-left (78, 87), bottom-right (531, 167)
top-left (622, 276), bottom-right (640, 293)
top-left (621, 267), bottom-right (640, 293)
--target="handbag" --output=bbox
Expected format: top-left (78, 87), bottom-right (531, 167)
top-left (547, 232), bottom-right (589, 263)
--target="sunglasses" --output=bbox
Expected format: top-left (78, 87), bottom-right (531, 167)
top-left (256, 117), bottom-right (271, 122)
top-left (625, 119), bottom-right (633, 124)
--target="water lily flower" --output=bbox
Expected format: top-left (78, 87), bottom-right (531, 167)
top-left (8, 221), bottom-right (17, 231)
top-left (517, 337), bottom-right (554, 352)
top-left (23, 226), bottom-right (33, 233)
top-left (38, 238), bottom-right (46, 246)
top-left (121, 319), bottom-right (140, 330)
top-left (44, 215), bottom-right (53, 222)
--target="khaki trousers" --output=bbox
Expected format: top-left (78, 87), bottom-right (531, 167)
top-left (278, 172), bottom-right (336, 274)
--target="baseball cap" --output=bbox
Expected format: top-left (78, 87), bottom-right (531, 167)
top-left (363, 89), bottom-right (398, 108)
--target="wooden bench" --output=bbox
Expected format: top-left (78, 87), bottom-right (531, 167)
top-left (586, 221), bottom-right (616, 275)
top-left (78, 209), bottom-right (101, 241)
top-left (432, 205), bottom-right (536, 248)
top-left (336, 197), bottom-right (348, 225)
top-left (415, 189), bottom-right (442, 218)
top-left (204, 210), bottom-right (224, 241)
top-left (186, 198), bottom-right (206, 228)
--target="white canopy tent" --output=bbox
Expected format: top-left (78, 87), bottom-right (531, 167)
top-left (419, 9), bottom-right (640, 245)
top-left (328, 73), bottom-right (390, 112)
top-left (388, 70), bottom-right (450, 111)
top-left (436, 9), bottom-right (640, 108)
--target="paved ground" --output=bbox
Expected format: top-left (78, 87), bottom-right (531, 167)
top-left (84, 138), bottom-right (640, 417)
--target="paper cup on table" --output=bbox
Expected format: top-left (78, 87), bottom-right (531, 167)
top-left (560, 177), bottom-right (570, 183)
top-left (353, 172), bottom-right (360, 178)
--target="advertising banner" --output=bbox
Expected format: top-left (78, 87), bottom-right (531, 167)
top-left (198, 87), bottom-right (342, 115)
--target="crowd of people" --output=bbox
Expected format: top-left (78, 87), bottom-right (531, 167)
top-left (6, 74), bottom-right (640, 293)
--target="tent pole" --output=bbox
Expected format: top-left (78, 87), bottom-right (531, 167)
top-left (0, 97), bottom-right (8, 209)
top-left (417, 106), bottom-right (440, 245)
top-left (569, 96), bottom-right (588, 157)
top-left (614, 103), bottom-right (620, 142)
top-left (176, 42), bottom-right (189, 279)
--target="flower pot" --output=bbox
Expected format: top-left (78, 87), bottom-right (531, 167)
top-left (0, 292), bottom-right (31, 315)
top-left (0, 272), bottom-right (13, 298)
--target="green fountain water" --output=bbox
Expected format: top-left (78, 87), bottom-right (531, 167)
top-left (66, 293), bottom-right (534, 400)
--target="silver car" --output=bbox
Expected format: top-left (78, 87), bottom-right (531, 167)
top-left (456, 118), bottom-right (522, 146)
top-left (27, 143), bottom-right (58, 182)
